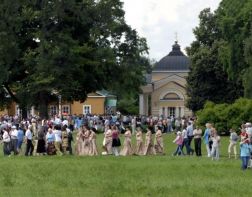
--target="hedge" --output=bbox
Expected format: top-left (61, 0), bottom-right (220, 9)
top-left (196, 98), bottom-right (252, 134)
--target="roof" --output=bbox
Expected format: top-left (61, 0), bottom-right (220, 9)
top-left (153, 41), bottom-right (190, 71)
top-left (95, 90), bottom-right (116, 98)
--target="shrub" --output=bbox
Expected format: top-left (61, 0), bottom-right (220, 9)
top-left (196, 98), bottom-right (252, 135)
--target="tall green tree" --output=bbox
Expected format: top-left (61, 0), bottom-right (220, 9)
top-left (216, 0), bottom-right (252, 97)
top-left (186, 8), bottom-right (242, 112)
top-left (0, 0), bottom-right (39, 116)
top-left (0, 0), bottom-right (150, 118)
top-left (244, 30), bottom-right (252, 98)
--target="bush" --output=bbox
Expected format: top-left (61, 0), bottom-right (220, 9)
top-left (196, 98), bottom-right (252, 135)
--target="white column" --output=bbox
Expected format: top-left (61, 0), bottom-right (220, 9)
top-left (164, 107), bottom-right (168, 118)
top-left (139, 94), bottom-right (144, 115)
top-left (31, 106), bottom-right (35, 116)
top-left (181, 106), bottom-right (185, 117)
top-left (58, 95), bottom-right (62, 119)
top-left (175, 107), bottom-right (179, 118)
top-left (144, 94), bottom-right (149, 116)
top-left (159, 108), bottom-right (162, 117)
top-left (16, 105), bottom-right (20, 116)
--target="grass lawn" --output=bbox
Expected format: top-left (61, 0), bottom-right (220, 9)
top-left (0, 133), bottom-right (251, 197)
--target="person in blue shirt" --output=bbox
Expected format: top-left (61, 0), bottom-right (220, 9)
top-left (46, 128), bottom-right (56, 155)
top-left (17, 125), bottom-right (24, 154)
top-left (203, 123), bottom-right (212, 157)
top-left (240, 136), bottom-right (252, 170)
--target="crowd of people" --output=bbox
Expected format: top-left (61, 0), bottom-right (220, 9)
top-left (0, 113), bottom-right (252, 170)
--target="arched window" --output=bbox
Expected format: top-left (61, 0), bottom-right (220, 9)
top-left (161, 93), bottom-right (181, 100)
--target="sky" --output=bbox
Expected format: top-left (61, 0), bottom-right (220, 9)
top-left (122, 0), bottom-right (221, 61)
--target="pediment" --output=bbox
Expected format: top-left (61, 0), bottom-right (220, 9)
top-left (153, 74), bottom-right (186, 90)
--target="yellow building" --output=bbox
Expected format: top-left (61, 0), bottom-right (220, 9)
top-left (140, 41), bottom-right (192, 118)
top-left (0, 102), bottom-right (16, 116)
top-left (48, 91), bottom-right (117, 116)
top-left (0, 91), bottom-right (117, 116)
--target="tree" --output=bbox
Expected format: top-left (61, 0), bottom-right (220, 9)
top-left (216, 0), bottom-right (252, 96)
top-left (186, 8), bottom-right (242, 112)
top-left (0, 0), bottom-right (39, 116)
top-left (0, 0), bottom-right (150, 118)
top-left (244, 30), bottom-right (252, 98)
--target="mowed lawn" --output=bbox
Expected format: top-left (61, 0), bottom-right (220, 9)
top-left (0, 133), bottom-right (251, 197)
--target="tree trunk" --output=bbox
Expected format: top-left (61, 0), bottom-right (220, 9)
top-left (39, 92), bottom-right (48, 119)
top-left (21, 106), bottom-right (27, 119)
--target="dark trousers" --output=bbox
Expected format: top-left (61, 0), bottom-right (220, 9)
top-left (3, 142), bottom-right (10, 156)
top-left (25, 139), bottom-right (34, 156)
top-left (188, 136), bottom-right (193, 147)
top-left (10, 139), bottom-right (18, 155)
top-left (182, 138), bottom-right (194, 155)
top-left (194, 138), bottom-right (202, 156)
top-left (68, 141), bottom-right (73, 155)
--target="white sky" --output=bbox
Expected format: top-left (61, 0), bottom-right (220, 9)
top-left (122, 0), bottom-right (221, 61)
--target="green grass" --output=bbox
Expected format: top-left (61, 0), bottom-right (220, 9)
top-left (0, 134), bottom-right (251, 197)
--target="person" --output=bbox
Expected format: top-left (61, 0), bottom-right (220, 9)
top-left (120, 127), bottom-right (134, 156)
top-left (10, 125), bottom-right (18, 155)
top-left (2, 127), bottom-right (11, 156)
top-left (182, 125), bottom-right (194, 155)
top-left (53, 125), bottom-right (62, 156)
top-left (135, 127), bottom-right (145, 155)
top-left (186, 122), bottom-right (194, 148)
top-left (228, 128), bottom-right (238, 159)
top-left (172, 131), bottom-right (184, 156)
top-left (175, 118), bottom-right (181, 132)
top-left (246, 123), bottom-right (252, 142)
top-left (17, 125), bottom-right (24, 154)
top-left (25, 125), bottom-right (34, 156)
top-left (36, 126), bottom-right (46, 155)
top-left (193, 126), bottom-right (202, 156)
top-left (46, 128), bottom-right (56, 155)
top-left (82, 126), bottom-right (91, 155)
top-left (240, 135), bottom-right (252, 170)
top-left (89, 127), bottom-right (98, 156)
top-left (31, 118), bottom-right (38, 155)
top-left (131, 117), bottom-right (136, 135)
top-left (210, 128), bottom-right (220, 160)
top-left (144, 127), bottom-right (156, 155)
top-left (66, 125), bottom-right (73, 155)
top-left (61, 126), bottom-right (69, 154)
top-left (111, 125), bottom-right (121, 156)
top-left (203, 123), bottom-right (212, 157)
top-left (102, 126), bottom-right (112, 155)
top-left (154, 126), bottom-right (164, 154)
top-left (162, 119), bottom-right (168, 133)
top-left (75, 129), bottom-right (84, 155)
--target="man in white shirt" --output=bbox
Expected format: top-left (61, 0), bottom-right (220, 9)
top-left (25, 125), bottom-right (34, 156)
top-left (246, 123), bottom-right (252, 139)
top-left (53, 125), bottom-right (63, 155)
top-left (2, 128), bottom-right (11, 156)
top-left (54, 115), bottom-right (62, 125)
top-left (10, 126), bottom-right (18, 155)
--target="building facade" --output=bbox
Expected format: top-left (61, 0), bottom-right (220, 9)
top-left (0, 90), bottom-right (117, 117)
top-left (140, 41), bottom-right (192, 118)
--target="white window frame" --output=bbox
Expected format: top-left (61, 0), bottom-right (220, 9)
top-left (83, 105), bottom-right (91, 115)
top-left (49, 105), bottom-right (58, 116)
top-left (168, 107), bottom-right (175, 118)
top-left (62, 105), bottom-right (70, 114)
